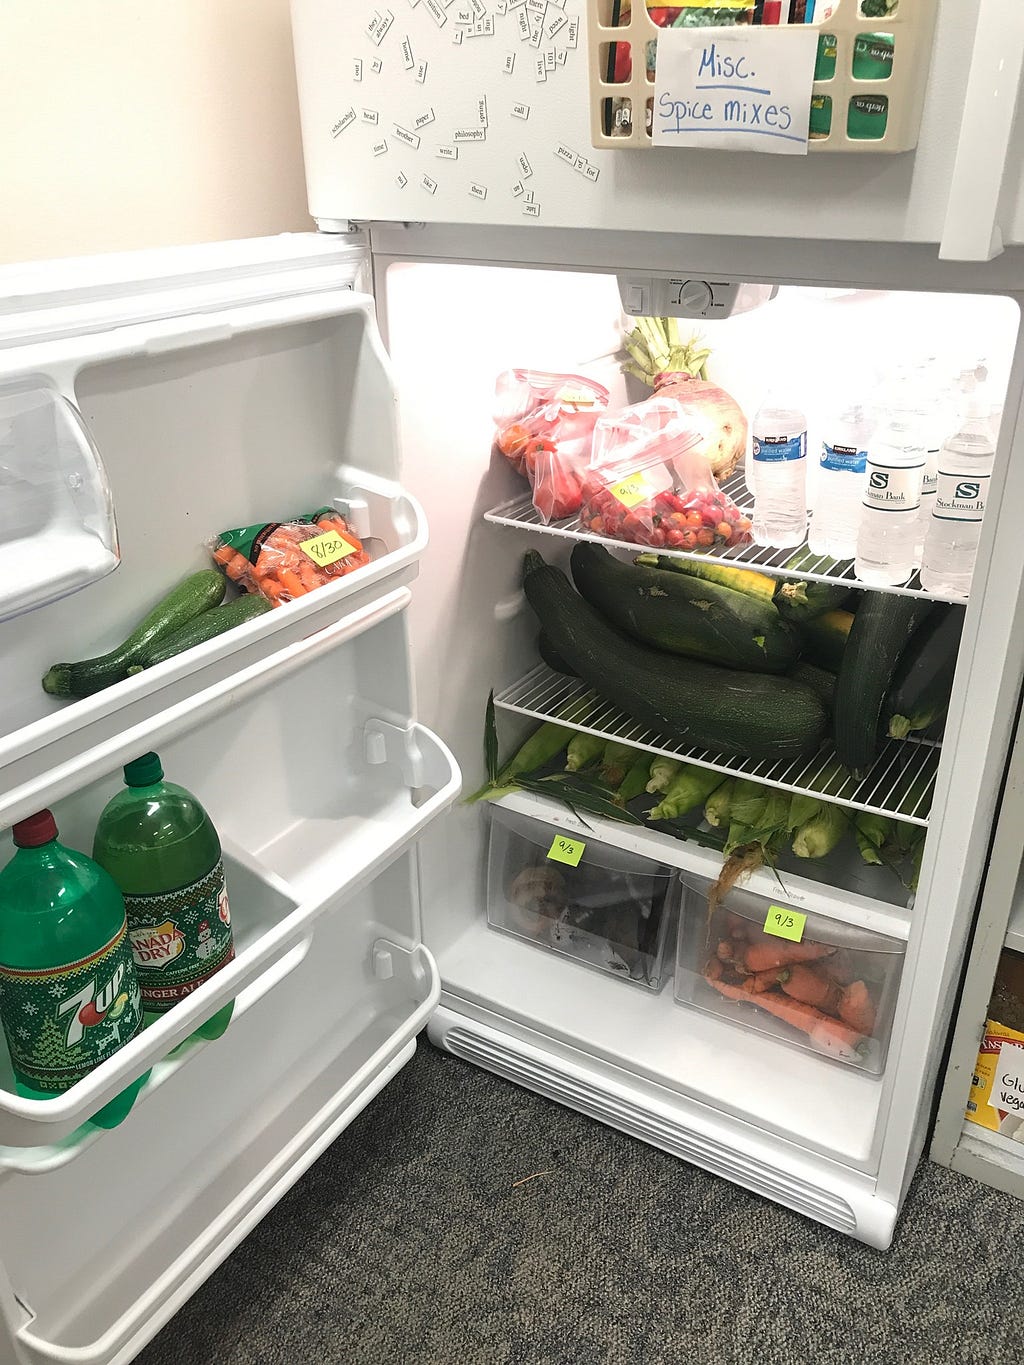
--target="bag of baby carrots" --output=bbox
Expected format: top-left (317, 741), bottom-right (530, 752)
top-left (209, 508), bottom-right (370, 606)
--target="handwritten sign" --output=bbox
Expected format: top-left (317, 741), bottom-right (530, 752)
top-left (652, 28), bottom-right (817, 155)
top-left (298, 531), bottom-right (357, 566)
top-left (764, 905), bottom-right (807, 943)
top-left (992, 1043), bottom-right (1024, 1116)
top-left (547, 835), bottom-right (585, 867)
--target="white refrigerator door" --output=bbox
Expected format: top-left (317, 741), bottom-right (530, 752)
top-left (290, 0), bottom-right (1024, 259)
top-left (0, 235), bottom-right (459, 1365)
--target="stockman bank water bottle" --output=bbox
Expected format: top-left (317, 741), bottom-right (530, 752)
top-left (93, 753), bottom-right (234, 1041)
top-left (751, 394), bottom-right (808, 549)
top-left (912, 361), bottom-right (948, 566)
top-left (808, 402), bottom-right (871, 560)
top-left (0, 811), bottom-right (146, 1129)
top-left (855, 397), bottom-right (926, 587)
top-left (920, 389), bottom-right (997, 598)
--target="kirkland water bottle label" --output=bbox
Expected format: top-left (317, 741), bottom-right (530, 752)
top-left (753, 433), bottom-right (807, 463)
top-left (124, 859), bottom-right (234, 1013)
top-left (821, 442), bottom-right (866, 474)
top-left (933, 470), bottom-right (991, 523)
top-left (0, 923), bottom-right (143, 1092)
top-left (863, 463), bottom-right (923, 512)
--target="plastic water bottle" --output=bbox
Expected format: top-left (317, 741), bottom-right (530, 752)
top-left (855, 401), bottom-right (926, 586)
top-left (808, 402), bottom-right (871, 560)
top-left (0, 810), bottom-right (147, 1128)
top-left (919, 393), bottom-right (996, 598)
top-left (912, 362), bottom-right (947, 565)
top-left (751, 396), bottom-right (808, 549)
top-left (93, 752), bottom-right (234, 1040)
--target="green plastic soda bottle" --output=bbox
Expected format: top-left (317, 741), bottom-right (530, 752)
top-left (0, 811), bottom-right (147, 1129)
top-left (93, 753), bottom-right (234, 1040)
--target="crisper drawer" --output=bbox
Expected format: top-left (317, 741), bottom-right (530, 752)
top-left (0, 858), bottom-right (438, 1365)
top-left (486, 805), bottom-right (677, 992)
top-left (675, 879), bottom-right (905, 1074)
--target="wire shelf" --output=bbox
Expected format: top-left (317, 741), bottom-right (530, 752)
top-left (484, 470), bottom-right (966, 605)
top-left (494, 664), bottom-right (939, 827)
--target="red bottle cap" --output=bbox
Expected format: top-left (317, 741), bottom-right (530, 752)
top-left (12, 810), bottom-right (58, 848)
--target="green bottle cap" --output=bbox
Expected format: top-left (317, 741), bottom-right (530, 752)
top-left (123, 752), bottom-right (164, 788)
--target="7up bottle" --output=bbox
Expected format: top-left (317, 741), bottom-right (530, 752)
top-left (0, 811), bottom-right (146, 1129)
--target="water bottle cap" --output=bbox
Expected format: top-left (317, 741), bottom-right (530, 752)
top-left (12, 811), bottom-right (58, 848)
top-left (124, 752), bottom-right (164, 788)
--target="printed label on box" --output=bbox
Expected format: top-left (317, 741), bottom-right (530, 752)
top-left (967, 1021), bottom-right (1024, 1132)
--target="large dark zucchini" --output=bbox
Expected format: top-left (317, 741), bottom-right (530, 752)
top-left (570, 542), bottom-right (799, 674)
top-left (537, 631), bottom-right (578, 678)
top-left (523, 551), bottom-right (827, 762)
top-left (772, 577), bottom-right (852, 622)
top-left (788, 661), bottom-right (837, 715)
top-left (885, 603), bottom-right (965, 739)
top-left (833, 594), bottom-right (935, 777)
top-left (800, 608), bottom-right (854, 672)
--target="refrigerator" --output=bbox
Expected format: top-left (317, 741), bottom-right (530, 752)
top-left (0, 0), bottom-right (1023, 1358)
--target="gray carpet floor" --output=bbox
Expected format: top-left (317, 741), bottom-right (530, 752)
top-left (136, 1041), bottom-right (1024, 1365)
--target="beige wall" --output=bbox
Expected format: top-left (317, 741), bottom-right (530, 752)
top-left (0, 0), bottom-right (310, 266)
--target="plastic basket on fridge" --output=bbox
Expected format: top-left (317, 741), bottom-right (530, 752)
top-left (586, 0), bottom-right (940, 153)
top-left (674, 875), bottom-right (905, 1071)
top-left (486, 805), bottom-right (677, 991)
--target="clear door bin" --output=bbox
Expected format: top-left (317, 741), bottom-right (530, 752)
top-left (0, 381), bottom-right (119, 623)
top-left (675, 880), bottom-right (905, 1074)
top-left (486, 805), bottom-right (677, 991)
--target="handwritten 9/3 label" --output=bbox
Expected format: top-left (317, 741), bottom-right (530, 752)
top-left (609, 472), bottom-right (651, 509)
top-left (764, 905), bottom-right (807, 943)
top-left (653, 29), bottom-right (817, 155)
top-left (547, 835), bottom-right (585, 867)
top-left (299, 531), bottom-right (357, 566)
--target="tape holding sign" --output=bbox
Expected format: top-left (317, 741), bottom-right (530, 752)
top-left (652, 27), bottom-right (817, 155)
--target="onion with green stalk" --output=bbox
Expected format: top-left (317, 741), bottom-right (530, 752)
top-left (623, 316), bottom-right (748, 482)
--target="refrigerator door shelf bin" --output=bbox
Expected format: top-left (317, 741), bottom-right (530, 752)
top-left (675, 874), bottom-right (906, 1074)
top-left (587, 0), bottom-right (939, 155)
top-left (0, 577), bottom-right (424, 833)
top-left (0, 624), bottom-right (460, 1148)
top-left (495, 663), bottom-right (938, 825)
top-left (0, 381), bottom-right (119, 625)
top-left (0, 865), bottom-right (441, 1365)
top-left (485, 470), bottom-right (965, 604)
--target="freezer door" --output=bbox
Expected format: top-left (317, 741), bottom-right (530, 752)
top-left (291, 0), bottom-right (1024, 257)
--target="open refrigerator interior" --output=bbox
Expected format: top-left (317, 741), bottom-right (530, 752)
top-left (0, 235), bottom-right (1023, 1362)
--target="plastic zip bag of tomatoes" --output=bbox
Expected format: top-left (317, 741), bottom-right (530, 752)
top-left (580, 396), bottom-right (753, 551)
top-left (493, 369), bottom-right (610, 524)
top-left (210, 507), bottom-right (370, 606)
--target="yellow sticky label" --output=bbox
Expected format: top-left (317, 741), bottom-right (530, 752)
top-left (764, 905), bottom-right (807, 943)
top-left (547, 835), bottom-right (585, 867)
top-left (609, 472), bottom-right (650, 509)
top-left (298, 530), bottom-right (358, 567)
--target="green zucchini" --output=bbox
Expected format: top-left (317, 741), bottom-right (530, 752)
top-left (788, 662), bottom-right (837, 715)
top-left (523, 551), bottom-right (827, 762)
top-left (538, 631), bottom-right (578, 678)
top-left (571, 543), bottom-right (799, 674)
top-left (42, 570), bottom-right (226, 699)
top-left (885, 603), bottom-right (965, 739)
top-left (833, 595), bottom-right (935, 777)
top-left (800, 608), bottom-right (854, 672)
top-left (127, 594), bottom-right (272, 671)
top-left (772, 577), bottom-right (851, 623)
top-left (632, 554), bottom-right (777, 604)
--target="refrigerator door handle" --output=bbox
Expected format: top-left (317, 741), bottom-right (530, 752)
top-left (940, 0), bottom-right (1024, 261)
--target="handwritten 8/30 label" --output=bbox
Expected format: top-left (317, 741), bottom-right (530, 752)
top-left (764, 905), bottom-right (807, 943)
top-left (547, 835), bottom-right (585, 867)
top-left (298, 530), bottom-right (358, 566)
top-left (609, 472), bottom-right (650, 509)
